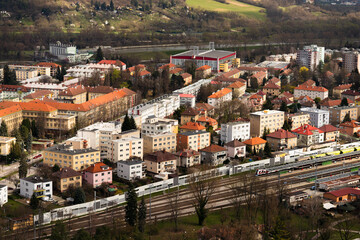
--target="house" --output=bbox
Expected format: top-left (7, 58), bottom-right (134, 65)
top-left (196, 116), bottom-right (218, 130)
top-left (224, 140), bottom-right (246, 158)
top-left (199, 144), bottom-right (227, 166)
top-left (242, 137), bottom-right (267, 152)
top-left (341, 90), bottom-right (360, 102)
top-left (207, 88), bottom-right (232, 107)
top-left (294, 85), bottom-right (328, 100)
top-left (143, 132), bottom-right (177, 154)
top-left (0, 137), bottom-right (16, 156)
top-left (0, 185), bottom-right (8, 206)
top-left (329, 106), bottom-right (359, 125)
top-left (177, 130), bottom-right (211, 151)
top-left (158, 63), bottom-right (177, 72)
top-left (195, 103), bottom-right (215, 116)
top-left (144, 150), bottom-right (177, 174)
top-left (279, 92), bottom-right (294, 101)
top-left (169, 68), bottom-right (184, 76)
top-left (36, 62), bottom-right (62, 76)
top-left (249, 110), bottom-right (284, 137)
top-left (220, 119), bottom-right (250, 143)
top-left (323, 188), bottom-right (360, 203)
top-left (266, 129), bottom-right (297, 151)
top-left (298, 95), bottom-right (315, 107)
top-left (221, 68), bottom-right (241, 79)
top-left (117, 160), bottom-right (145, 181)
top-left (195, 65), bottom-right (212, 79)
top-left (57, 85), bottom-right (87, 104)
top-left (52, 167), bottom-right (82, 192)
top-left (299, 107), bottom-right (330, 128)
top-left (20, 176), bottom-right (53, 200)
top-left (271, 97), bottom-right (293, 110)
top-left (319, 124), bottom-right (339, 142)
top-left (179, 122), bottom-right (206, 133)
top-left (181, 73), bottom-right (193, 86)
top-left (226, 81), bottom-right (246, 97)
top-left (249, 71), bottom-right (267, 87)
top-left (248, 93), bottom-right (265, 111)
top-left (179, 94), bottom-right (196, 108)
top-left (333, 84), bottom-right (352, 98)
top-left (180, 107), bottom-right (200, 125)
top-left (339, 120), bottom-right (360, 136)
top-left (174, 149), bottom-right (200, 167)
top-left (263, 81), bottom-right (281, 96)
top-left (301, 79), bottom-right (316, 87)
top-left (320, 98), bottom-right (354, 109)
top-left (23, 90), bottom-right (54, 102)
top-left (83, 162), bottom-right (113, 188)
top-left (291, 124), bottom-right (324, 147)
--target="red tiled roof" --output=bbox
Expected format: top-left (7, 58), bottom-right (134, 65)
top-left (174, 149), bottom-right (199, 158)
top-left (227, 81), bottom-right (245, 89)
top-left (342, 90), bottom-right (360, 96)
top-left (53, 167), bottom-right (81, 179)
top-left (242, 137), bottom-right (267, 146)
top-left (257, 90), bottom-right (266, 96)
top-left (0, 85), bottom-right (30, 92)
top-left (295, 85), bottom-right (328, 92)
top-left (144, 151), bottom-right (176, 163)
top-left (292, 124), bottom-right (323, 136)
top-left (269, 77), bottom-right (280, 84)
top-left (36, 62), bottom-right (61, 68)
top-left (319, 124), bottom-right (338, 133)
top-left (264, 81), bottom-right (280, 89)
top-left (298, 95), bottom-right (313, 102)
top-left (251, 71), bottom-right (267, 79)
top-left (200, 144), bottom-right (226, 153)
top-left (58, 85), bottom-right (87, 96)
top-left (339, 120), bottom-right (360, 128)
top-left (137, 70), bottom-right (151, 77)
top-left (224, 139), bottom-right (246, 148)
top-left (169, 68), bottom-right (184, 74)
top-left (180, 122), bottom-right (206, 131)
top-left (267, 129), bottom-right (296, 139)
top-left (23, 90), bottom-right (53, 99)
top-left (179, 94), bottom-right (195, 98)
top-left (182, 107), bottom-right (199, 116)
top-left (181, 73), bottom-right (192, 79)
top-left (326, 187), bottom-right (360, 197)
top-left (333, 84), bottom-right (352, 90)
top-left (301, 79), bottom-right (316, 87)
top-left (208, 88), bottom-right (232, 99)
top-left (0, 104), bottom-right (22, 117)
top-left (221, 69), bottom-right (241, 78)
top-left (86, 85), bottom-right (114, 94)
top-left (197, 116), bottom-right (218, 126)
top-left (196, 65), bottom-right (211, 71)
top-left (159, 63), bottom-right (176, 70)
top-left (84, 162), bottom-right (112, 173)
top-left (195, 103), bottom-right (214, 112)
top-left (281, 92), bottom-right (293, 98)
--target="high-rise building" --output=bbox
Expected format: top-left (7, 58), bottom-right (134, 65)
top-left (343, 51), bottom-right (360, 73)
top-left (297, 45), bottom-right (325, 70)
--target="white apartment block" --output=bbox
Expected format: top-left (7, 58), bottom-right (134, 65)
top-left (50, 42), bottom-right (77, 56)
top-left (297, 45), bottom-right (325, 70)
top-left (106, 137), bottom-right (143, 162)
top-left (141, 117), bottom-right (178, 136)
top-left (294, 85), bottom-right (328, 100)
top-left (343, 51), bottom-right (360, 73)
top-left (179, 94), bottom-right (196, 108)
top-left (0, 185), bottom-right (8, 207)
top-left (143, 132), bottom-right (177, 153)
top-left (300, 108), bottom-right (330, 128)
top-left (21, 77), bottom-right (79, 97)
top-left (20, 177), bottom-right (53, 201)
top-left (64, 63), bottom-right (121, 80)
top-left (207, 88), bottom-right (232, 107)
top-left (249, 110), bottom-right (285, 137)
top-left (173, 79), bottom-right (212, 96)
top-left (117, 160), bottom-right (145, 180)
top-left (220, 121), bottom-right (250, 143)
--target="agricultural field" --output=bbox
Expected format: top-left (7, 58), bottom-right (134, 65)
top-left (186, 0), bottom-right (265, 19)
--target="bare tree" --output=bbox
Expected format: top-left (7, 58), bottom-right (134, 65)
top-left (336, 218), bottom-right (356, 240)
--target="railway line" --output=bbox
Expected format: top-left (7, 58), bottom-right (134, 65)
top-left (7, 156), bottom-right (360, 239)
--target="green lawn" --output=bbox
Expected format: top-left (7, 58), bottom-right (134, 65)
top-left (186, 0), bottom-right (265, 19)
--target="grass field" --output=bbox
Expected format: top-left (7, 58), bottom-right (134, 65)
top-left (186, 0), bottom-right (265, 19)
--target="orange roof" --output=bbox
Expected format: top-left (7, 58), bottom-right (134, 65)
top-left (295, 85), bottom-right (328, 92)
top-left (263, 81), bottom-right (281, 89)
top-left (159, 63), bottom-right (176, 70)
top-left (301, 79), bottom-right (316, 87)
top-left (181, 72), bottom-right (192, 79)
top-left (19, 100), bottom-right (57, 112)
top-left (58, 85), bottom-right (87, 97)
top-left (249, 94), bottom-right (262, 100)
top-left (197, 116), bottom-right (218, 126)
top-left (84, 162), bottom-right (112, 173)
top-left (227, 81), bottom-right (245, 89)
top-left (169, 68), bottom-right (184, 74)
top-left (251, 71), bottom-right (267, 79)
top-left (23, 90), bottom-right (53, 99)
top-left (221, 69), bottom-right (241, 78)
top-left (98, 60), bottom-right (125, 66)
top-left (334, 84), bottom-right (352, 90)
top-left (36, 62), bottom-right (61, 68)
top-left (137, 70), bottom-right (151, 77)
top-left (208, 88), bottom-right (232, 99)
top-left (180, 122), bottom-right (206, 131)
top-left (200, 144), bottom-right (226, 153)
top-left (339, 120), bottom-right (360, 128)
top-left (298, 95), bottom-right (313, 102)
top-left (292, 124), bottom-right (323, 136)
top-left (0, 104), bottom-right (22, 117)
top-left (269, 77), bottom-right (280, 84)
top-left (267, 129), bottom-right (296, 139)
top-left (242, 137), bottom-right (267, 146)
top-left (319, 124), bottom-right (338, 133)
top-left (196, 65), bottom-right (211, 71)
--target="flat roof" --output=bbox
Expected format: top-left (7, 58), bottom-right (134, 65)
top-left (119, 160), bottom-right (143, 166)
top-left (45, 144), bottom-right (99, 155)
top-left (250, 110), bottom-right (283, 116)
top-left (172, 49), bottom-right (235, 59)
top-left (179, 130), bottom-right (209, 136)
top-left (256, 61), bottom-right (290, 69)
top-left (300, 108), bottom-right (329, 114)
top-left (21, 176), bottom-right (51, 183)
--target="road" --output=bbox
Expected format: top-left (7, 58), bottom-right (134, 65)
top-left (0, 154), bottom-right (42, 178)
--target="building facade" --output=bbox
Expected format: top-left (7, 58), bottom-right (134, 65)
top-left (299, 107), bottom-right (330, 128)
top-left (144, 151), bottom-right (177, 174)
top-left (249, 110), bottom-right (285, 137)
top-left (141, 117), bottom-right (178, 136)
top-left (117, 160), bottom-right (145, 181)
top-left (0, 185), bottom-right (8, 207)
top-left (177, 130), bottom-right (211, 151)
top-left (329, 106), bottom-right (359, 125)
top-left (52, 167), bottom-right (82, 192)
top-left (83, 162), bottom-right (112, 188)
top-left (106, 137), bottom-right (143, 162)
top-left (220, 120), bottom-right (250, 143)
top-left (143, 132), bottom-right (177, 154)
top-left (20, 177), bottom-right (53, 200)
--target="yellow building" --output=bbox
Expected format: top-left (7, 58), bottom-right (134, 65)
top-left (286, 113), bottom-right (310, 130)
top-left (0, 105), bottom-right (23, 134)
top-left (143, 133), bottom-right (177, 154)
top-left (266, 129), bottom-right (297, 150)
top-left (144, 151), bottom-right (177, 174)
top-left (242, 137), bottom-right (267, 152)
top-left (0, 136), bottom-right (16, 155)
top-left (249, 110), bottom-right (285, 137)
top-left (57, 86), bottom-right (87, 104)
top-left (180, 107), bottom-right (200, 125)
top-left (43, 144), bottom-right (100, 171)
top-left (333, 84), bottom-right (352, 99)
top-left (52, 167), bottom-right (82, 192)
top-left (329, 106), bottom-right (359, 125)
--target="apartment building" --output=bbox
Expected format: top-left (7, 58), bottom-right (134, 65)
top-left (226, 81), bottom-right (246, 97)
top-left (266, 129), bottom-right (297, 150)
top-left (143, 132), bottom-right (177, 154)
top-left (176, 130), bottom-right (211, 151)
top-left (341, 90), bottom-right (360, 102)
top-left (343, 51), bottom-right (360, 73)
top-left (52, 167), bottom-right (82, 192)
top-left (144, 151), bottom-right (177, 174)
top-left (106, 137), bottom-right (143, 162)
top-left (56, 85), bottom-right (87, 104)
top-left (297, 45), bottom-right (325, 70)
top-left (20, 176), bottom-right (53, 200)
top-left (291, 124), bottom-right (324, 147)
top-left (224, 140), bottom-right (246, 158)
top-left (207, 88), bottom-right (232, 107)
top-left (0, 137), bottom-right (16, 156)
top-left (179, 94), bottom-right (196, 108)
top-left (0, 85), bottom-right (33, 100)
top-left (249, 110), bottom-right (285, 137)
top-left (43, 144), bottom-right (100, 171)
top-left (179, 122), bottom-right (206, 133)
top-left (180, 107), bottom-right (200, 125)
top-left (0, 185), bottom-right (8, 207)
top-left (220, 120), bottom-right (250, 143)
top-left (141, 117), bottom-right (178, 136)
top-left (333, 84), bottom-right (353, 99)
top-left (117, 160), bottom-right (145, 181)
top-left (36, 62), bottom-right (62, 76)
top-left (83, 162), bottom-right (112, 188)
top-left (299, 107), bottom-right (330, 128)
top-left (286, 113), bottom-right (310, 130)
top-left (200, 144), bottom-right (227, 166)
top-left (174, 149), bottom-right (200, 167)
top-left (173, 79), bottom-right (212, 96)
top-left (294, 85), bottom-right (328, 100)
top-left (329, 106), bottom-right (359, 125)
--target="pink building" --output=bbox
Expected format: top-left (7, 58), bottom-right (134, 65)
top-left (83, 162), bottom-right (113, 187)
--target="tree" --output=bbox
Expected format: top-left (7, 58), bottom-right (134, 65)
top-left (282, 119), bottom-right (290, 131)
top-left (72, 229), bottom-right (92, 240)
top-left (52, 164), bottom-right (60, 172)
top-left (125, 184), bottom-right (138, 226)
top-left (262, 127), bottom-right (270, 140)
top-left (60, 67), bottom-right (67, 82)
top-left (269, 217), bottom-right (291, 240)
top-left (121, 114), bottom-right (131, 132)
top-left (109, 0), bottom-right (114, 11)
top-left (341, 98), bottom-right (349, 107)
top-left (31, 120), bottom-right (39, 138)
top-left (314, 97), bottom-right (321, 104)
top-left (264, 142), bottom-right (272, 157)
top-left (3, 65), bottom-right (18, 85)
top-left (26, 129), bottom-right (33, 152)
top-left (342, 112), bottom-right (351, 123)
top-left (95, 47), bottom-right (104, 62)
top-left (138, 196), bottom-right (146, 233)
top-left (280, 101), bottom-right (288, 112)
top-left (20, 125), bottom-right (29, 143)
top-left (250, 78), bottom-right (259, 89)
top-left (129, 116), bottom-right (137, 130)
top-left (168, 186), bottom-right (180, 231)
top-left (56, 66), bottom-right (61, 81)
top-left (262, 98), bottom-right (273, 110)
top-left (94, 226), bottom-right (111, 240)
top-left (10, 142), bottom-right (22, 161)
top-left (0, 121), bottom-right (8, 136)
top-left (50, 221), bottom-right (68, 240)
top-left (18, 155), bottom-right (28, 178)
top-left (73, 187), bottom-right (86, 204)
top-left (30, 193), bottom-right (39, 210)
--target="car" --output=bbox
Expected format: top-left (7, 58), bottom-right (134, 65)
top-left (310, 186), bottom-right (316, 190)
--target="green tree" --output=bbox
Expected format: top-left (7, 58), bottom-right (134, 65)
top-left (314, 97), bottom-right (321, 105)
top-left (95, 47), bottom-right (104, 62)
top-left (121, 114), bottom-right (131, 132)
top-left (26, 129), bottom-right (33, 152)
top-left (56, 66), bottom-right (61, 81)
top-left (341, 97), bottom-right (349, 107)
top-left (72, 229), bottom-right (92, 240)
top-left (342, 112), bottom-right (351, 123)
top-left (52, 164), bottom-right (60, 172)
top-left (125, 184), bottom-right (138, 226)
top-left (21, 118), bottom-right (31, 130)
top-left (262, 98), bottom-right (274, 110)
top-left (18, 155), bottom-right (28, 178)
top-left (269, 217), bottom-right (291, 240)
top-left (73, 187), bottom-right (86, 204)
top-left (280, 101), bottom-right (288, 112)
top-left (94, 226), bottom-right (111, 240)
top-left (31, 120), bottom-right (39, 138)
top-left (282, 119), bottom-right (291, 131)
top-left (50, 221), bottom-right (68, 240)
top-left (138, 196), bottom-right (147, 233)
top-left (30, 193), bottom-right (39, 210)
top-left (129, 116), bottom-right (137, 130)
top-left (0, 121), bottom-right (8, 136)
top-left (250, 78), bottom-right (259, 90)
top-left (60, 67), bottom-right (67, 82)
top-left (109, 0), bottom-right (114, 11)
top-left (20, 125), bottom-right (29, 141)
top-left (264, 142), bottom-right (272, 157)
top-left (262, 127), bottom-right (270, 140)
top-left (3, 65), bottom-right (18, 85)
top-left (10, 142), bottom-right (22, 161)
top-left (173, 106), bottom-right (185, 122)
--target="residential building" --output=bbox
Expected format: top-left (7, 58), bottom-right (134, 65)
top-left (19, 176), bottom-right (53, 200)
top-left (173, 79), bottom-right (212, 96)
top-left (341, 90), bottom-right (360, 102)
top-left (238, 67), bottom-right (268, 77)
top-left (98, 59), bottom-right (126, 70)
top-left (291, 124), bottom-right (324, 147)
top-left (0, 137), bottom-right (16, 155)
top-left (83, 162), bottom-right (112, 188)
top-left (286, 113), bottom-right (310, 130)
top-left (158, 63), bottom-right (176, 72)
top-left (294, 85), bottom-right (328, 100)
top-left (199, 144), bottom-right (227, 166)
top-left (263, 81), bottom-right (281, 96)
top-left (333, 84), bottom-right (353, 98)
top-left (0, 185), bottom-right (8, 206)
top-left (117, 160), bottom-right (145, 181)
top-left (339, 120), bottom-right (360, 136)
top-left (226, 81), bottom-right (246, 97)
top-left (266, 129), bottom-right (297, 150)
top-left (143, 132), bottom-right (177, 154)
top-left (220, 119), bottom-right (250, 143)
top-left (57, 85), bottom-right (87, 104)
top-left (249, 71), bottom-right (267, 87)
top-left (248, 93), bottom-right (265, 111)
top-left (144, 151), bottom-right (177, 174)
top-left (36, 62), bottom-right (62, 76)
top-left (179, 122), bottom-right (206, 133)
top-left (106, 137), bottom-right (143, 162)
top-left (43, 144), bottom-right (100, 171)
top-left (195, 65), bottom-right (212, 79)
top-left (23, 90), bottom-right (54, 102)
top-left (0, 85), bottom-right (32, 100)
top-left (196, 116), bottom-right (218, 130)
top-left (343, 51), bottom-right (360, 73)
top-left (7, 68), bottom-right (39, 81)
top-left (279, 92), bottom-right (294, 101)
top-left (324, 188), bottom-right (360, 202)
top-left (329, 106), bottom-right (359, 125)
top-left (320, 98), bottom-right (354, 109)
top-left (177, 130), bottom-right (211, 151)
top-left (141, 117), bottom-right (178, 136)
top-left (319, 124), bottom-right (339, 142)
top-left (86, 86), bottom-right (115, 100)
top-left (224, 140), bottom-right (246, 158)
top-left (52, 167), bottom-right (82, 192)
top-left (181, 73), bottom-right (192, 86)
top-left (242, 137), bottom-right (267, 152)
top-left (207, 88), bottom-right (232, 107)
top-left (195, 103), bottom-right (215, 116)
top-left (8, 64), bottom-right (51, 77)
top-left (179, 94), bottom-right (196, 108)
top-left (249, 110), bottom-right (285, 137)
top-left (50, 42), bottom-right (76, 57)
top-left (174, 149), bottom-right (200, 167)
top-left (299, 107), bottom-right (330, 128)
top-left (297, 45), bottom-right (325, 70)
top-left (180, 107), bottom-right (200, 125)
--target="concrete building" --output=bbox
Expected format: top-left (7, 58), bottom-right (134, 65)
top-left (297, 45), bottom-right (325, 70)
top-left (143, 132), bottom-right (177, 154)
top-left (341, 90), bottom-right (360, 102)
top-left (200, 144), bottom-right (227, 166)
top-left (220, 120), bottom-right (250, 143)
top-left (294, 85), bottom-right (328, 100)
top-left (106, 137), bottom-right (143, 162)
top-left (0, 185), bottom-right (8, 207)
top-left (180, 107), bottom-right (200, 125)
top-left (173, 79), bottom-right (212, 96)
top-left (195, 65), bottom-right (212, 79)
top-left (224, 140), bottom-right (246, 158)
top-left (266, 129), bottom-right (297, 150)
top-left (339, 120), bottom-right (360, 136)
top-left (291, 124), bottom-right (324, 147)
top-left (226, 81), bottom-right (246, 98)
top-left (343, 51), bottom-right (360, 73)
top-left (207, 88), bottom-right (232, 107)
top-left (249, 110), bottom-right (285, 137)
top-left (52, 167), bottom-right (82, 192)
top-left (319, 124), bottom-right (339, 142)
top-left (43, 144), bottom-right (100, 171)
top-left (50, 42), bottom-right (76, 56)
top-left (144, 151), bottom-right (177, 174)
top-left (286, 113), bottom-right (310, 130)
top-left (56, 86), bottom-right (87, 104)
top-left (0, 137), bottom-right (16, 156)
top-left (299, 107), bottom-right (330, 128)
top-left (177, 130), bottom-right (211, 151)
top-left (174, 149), bottom-right (200, 167)
top-left (179, 94), bottom-right (196, 108)
top-left (20, 176), bottom-right (53, 200)
top-left (329, 106), bottom-right (359, 125)
top-left (333, 84), bottom-right (353, 99)
top-left (117, 160), bottom-right (145, 181)
top-left (83, 162), bottom-right (112, 188)
top-left (141, 117), bottom-right (178, 136)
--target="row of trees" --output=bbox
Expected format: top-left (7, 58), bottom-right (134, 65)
top-left (2, 65), bottom-right (18, 85)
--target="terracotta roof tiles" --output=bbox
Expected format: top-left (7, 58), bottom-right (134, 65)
top-left (267, 129), bottom-right (296, 139)
top-left (200, 144), bottom-right (226, 153)
top-left (208, 88), bottom-right (232, 99)
top-left (84, 162), bottom-right (112, 173)
top-left (242, 137), bottom-right (267, 146)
